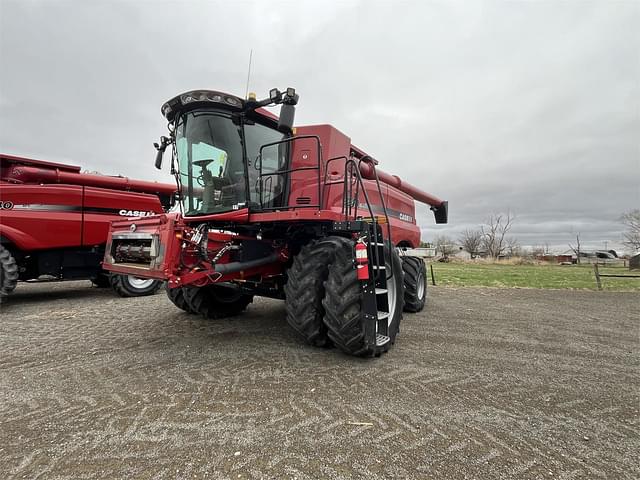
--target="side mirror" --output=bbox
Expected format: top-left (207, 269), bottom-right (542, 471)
top-left (278, 103), bottom-right (295, 133)
top-left (277, 88), bottom-right (299, 133)
top-left (154, 136), bottom-right (171, 170)
top-left (154, 148), bottom-right (164, 170)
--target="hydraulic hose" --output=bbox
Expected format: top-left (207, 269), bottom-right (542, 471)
top-left (214, 253), bottom-right (280, 274)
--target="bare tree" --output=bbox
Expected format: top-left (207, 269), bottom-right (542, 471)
top-left (458, 229), bottom-right (483, 258)
top-left (568, 233), bottom-right (581, 264)
top-left (505, 237), bottom-right (520, 257)
top-left (433, 235), bottom-right (458, 258)
top-left (621, 209), bottom-right (640, 251)
top-left (481, 212), bottom-right (515, 259)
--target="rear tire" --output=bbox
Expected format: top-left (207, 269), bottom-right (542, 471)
top-left (284, 236), bottom-right (348, 347)
top-left (165, 284), bottom-right (196, 313)
top-left (322, 240), bottom-right (404, 357)
top-left (0, 245), bottom-right (19, 303)
top-left (183, 284), bottom-right (253, 319)
top-left (110, 274), bottom-right (163, 297)
top-left (402, 256), bottom-right (427, 312)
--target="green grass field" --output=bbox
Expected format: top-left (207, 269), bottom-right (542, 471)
top-left (429, 262), bottom-right (640, 291)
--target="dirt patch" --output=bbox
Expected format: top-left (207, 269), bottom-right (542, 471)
top-left (1, 281), bottom-right (638, 479)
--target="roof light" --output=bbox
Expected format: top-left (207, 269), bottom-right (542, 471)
top-left (161, 90), bottom-right (245, 120)
top-left (269, 88), bottom-right (281, 102)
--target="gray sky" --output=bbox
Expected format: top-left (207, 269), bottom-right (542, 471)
top-left (1, 0), bottom-right (638, 252)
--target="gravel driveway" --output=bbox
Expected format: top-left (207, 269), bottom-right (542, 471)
top-left (1, 282), bottom-right (638, 479)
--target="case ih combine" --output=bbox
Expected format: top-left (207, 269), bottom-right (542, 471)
top-left (103, 87), bottom-right (447, 357)
top-left (0, 153), bottom-right (176, 302)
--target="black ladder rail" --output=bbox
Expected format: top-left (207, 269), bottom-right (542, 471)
top-left (341, 159), bottom-right (385, 284)
top-left (323, 158), bottom-right (384, 349)
top-left (321, 155), bottom-right (395, 349)
top-left (357, 157), bottom-right (395, 283)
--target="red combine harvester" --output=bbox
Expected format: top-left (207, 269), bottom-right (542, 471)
top-left (0, 153), bottom-right (176, 302)
top-left (103, 88), bottom-right (447, 357)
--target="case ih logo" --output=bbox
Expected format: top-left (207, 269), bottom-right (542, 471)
top-left (1, 201), bottom-right (14, 210)
top-left (118, 209), bottom-right (155, 217)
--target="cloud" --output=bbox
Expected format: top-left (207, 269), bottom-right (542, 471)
top-left (1, 0), bottom-right (638, 250)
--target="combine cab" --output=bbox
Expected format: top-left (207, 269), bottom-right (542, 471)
top-left (103, 88), bottom-right (448, 357)
top-left (0, 153), bottom-right (177, 302)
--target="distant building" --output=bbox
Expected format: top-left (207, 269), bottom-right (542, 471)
top-left (535, 254), bottom-right (575, 264)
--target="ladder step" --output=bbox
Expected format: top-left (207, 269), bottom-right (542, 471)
top-left (375, 288), bottom-right (387, 295)
top-left (378, 311), bottom-right (389, 320)
top-left (373, 265), bottom-right (385, 270)
top-left (369, 242), bottom-right (385, 246)
top-left (375, 334), bottom-right (390, 346)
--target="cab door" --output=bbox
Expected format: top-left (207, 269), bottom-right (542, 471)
top-left (244, 122), bottom-right (287, 210)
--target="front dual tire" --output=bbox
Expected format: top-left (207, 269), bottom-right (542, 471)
top-left (284, 237), bottom-right (407, 357)
top-left (283, 237), bottom-right (351, 347)
top-left (321, 239), bottom-right (404, 357)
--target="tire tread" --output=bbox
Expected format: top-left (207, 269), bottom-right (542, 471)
top-left (402, 256), bottom-right (427, 313)
top-left (0, 245), bottom-right (19, 302)
top-left (284, 236), bottom-right (349, 347)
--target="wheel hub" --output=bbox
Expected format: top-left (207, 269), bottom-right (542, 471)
top-left (416, 268), bottom-right (425, 299)
top-left (126, 276), bottom-right (156, 289)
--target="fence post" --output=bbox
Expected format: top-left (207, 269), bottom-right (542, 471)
top-left (430, 264), bottom-right (436, 286)
top-left (593, 263), bottom-right (602, 290)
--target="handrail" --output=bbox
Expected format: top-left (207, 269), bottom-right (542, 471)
top-left (358, 158), bottom-right (394, 281)
top-left (341, 159), bottom-right (390, 283)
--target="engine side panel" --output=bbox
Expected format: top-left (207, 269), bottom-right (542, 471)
top-left (82, 187), bottom-right (165, 246)
top-left (0, 184), bottom-right (83, 250)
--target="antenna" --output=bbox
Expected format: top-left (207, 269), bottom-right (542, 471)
top-left (244, 49), bottom-right (253, 99)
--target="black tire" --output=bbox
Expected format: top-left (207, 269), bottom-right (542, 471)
top-left (402, 256), bottom-right (427, 313)
top-left (183, 283), bottom-right (253, 319)
top-left (283, 236), bottom-right (348, 347)
top-left (109, 274), bottom-right (163, 297)
top-left (0, 245), bottom-right (19, 303)
top-left (322, 240), bottom-right (404, 357)
top-left (165, 284), bottom-right (196, 313)
top-left (91, 272), bottom-right (111, 288)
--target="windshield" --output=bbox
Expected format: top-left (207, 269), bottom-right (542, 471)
top-left (176, 111), bottom-right (246, 215)
top-left (175, 110), bottom-right (287, 216)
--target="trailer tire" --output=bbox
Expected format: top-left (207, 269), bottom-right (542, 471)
top-left (322, 240), bottom-right (404, 357)
top-left (183, 284), bottom-right (253, 319)
top-left (0, 245), bottom-right (19, 303)
top-left (109, 274), bottom-right (163, 297)
top-left (402, 256), bottom-right (427, 313)
top-left (284, 236), bottom-right (348, 347)
top-left (165, 284), bottom-right (196, 313)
